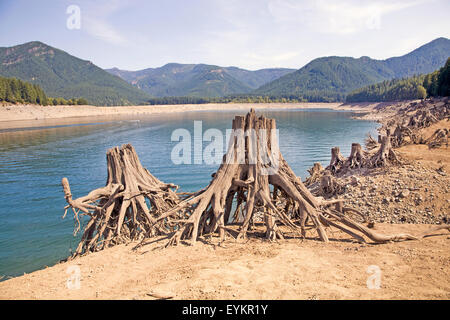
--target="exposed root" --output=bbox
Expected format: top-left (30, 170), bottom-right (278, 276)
top-left (426, 128), bottom-right (449, 149)
top-left (62, 144), bottom-right (180, 257)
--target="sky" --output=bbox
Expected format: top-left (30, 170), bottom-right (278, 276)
top-left (0, 0), bottom-right (449, 71)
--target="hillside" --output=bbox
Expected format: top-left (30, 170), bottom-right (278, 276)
top-left (107, 64), bottom-right (295, 97)
top-left (0, 42), bottom-right (151, 106)
top-left (346, 57), bottom-right (450, 102)
top-left (2, 38), bottom-right (448, 104)
top-left (346, 76), bottom-right (426, 102)
top-left (255, 37), bottom-right (450, 101)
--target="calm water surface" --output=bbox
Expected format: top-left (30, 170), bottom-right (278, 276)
top-left (0, 109), bottom-right (378, 278)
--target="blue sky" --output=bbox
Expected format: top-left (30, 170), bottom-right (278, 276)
top-left (1, 0), bottom-right (449, 71)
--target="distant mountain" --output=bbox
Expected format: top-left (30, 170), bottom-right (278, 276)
top-left (255, 37), bottom-right (450, 101)
top-left (106, 64), bottom-right (295, 98)
top-left (385, 37), bottom-right (450, 77)
top-left (219, 66), bottom-right (296, 89)
top-left (2, 38), bottom-right (448, 105)
top-left (0, 41), bottom-right (151, 105)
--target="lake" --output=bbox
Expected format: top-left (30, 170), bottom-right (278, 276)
top-left (0, 108), bottom-right (378, 279)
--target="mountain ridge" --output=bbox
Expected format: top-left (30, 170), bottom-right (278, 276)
top-left (106, 64), bottom-right (295, 98)
top-left (0, 41), bottom-right (151, 105)
top-left (255, 37), bottom-right (450, 101)
top-left (1, 37), bottom-right (448, 104)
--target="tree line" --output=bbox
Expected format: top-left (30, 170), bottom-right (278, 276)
top-left (346, 57), bottom-right (450, 102)
top-left (145, 94), bottom-right (339, 105)
top-left (0, 76), bottom-right (89, 106)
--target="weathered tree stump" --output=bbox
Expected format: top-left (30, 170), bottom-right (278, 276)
top-left (304, 162), bottom-right (325, 186)
top-left (408, 110), bottom-right (438, 128)
top-left (348, 143), bottom-right (366, 169)
top-left (327, 147), bottom-right (346, 173)
top-left (369, 132), bottom-right (399, 167)
top-left (62, 144), bottom-right (180, 257)
top-left (319, 171), bottom-right (343, 196)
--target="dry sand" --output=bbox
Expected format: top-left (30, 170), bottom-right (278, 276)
top-left (0, 223), bottom-right (448, 300)
top-left (0, 102), bottom-right (366, 130)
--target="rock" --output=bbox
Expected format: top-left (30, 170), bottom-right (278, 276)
top-left (399, 189), bottom-right (410, 198)
top-left (350, 176), bottom-right (359, 186)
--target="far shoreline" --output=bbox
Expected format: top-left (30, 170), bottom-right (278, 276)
top-left (0, 102), bottom-right (376, 131)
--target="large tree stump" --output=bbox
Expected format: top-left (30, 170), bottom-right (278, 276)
top-left (304, 162), bottom-right (325, 186)
top-left (327, 147), bottom-right (346, 173)
top-left (62, 144), bottom-right (180, 257)
top-left (408, 110), bottom-right (438, 128)
top-left (369, 132), bottom-right (400, 167)
top-left (153, 110), bottom-right (448, 246)
top-left (347, 143), bottom-right (366, 169)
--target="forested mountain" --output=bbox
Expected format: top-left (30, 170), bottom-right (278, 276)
top-left (385, 38), bottom-right (450, 78)
top-left (106, 64), bottom-right (294, 98)
top-left (1, 38), bottom-right (448, 105)
top-left (0, 41), bottom-right (151, 105)
top-left (255, 37), bottom-right (450, 101)
top-left (346, 57), bottom-right (450, 102)
top-left (346, 76), bottom-right (427, 102)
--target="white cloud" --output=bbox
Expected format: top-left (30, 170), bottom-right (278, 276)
top-left (81, 0), bottom-right (130, 46)
top-left (84, 17), bottom-right (127, 45)
top-left (267, 0), bottom-right (429, 35)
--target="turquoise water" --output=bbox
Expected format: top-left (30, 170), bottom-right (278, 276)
top-left (0, 109), bottom-right (378, 279)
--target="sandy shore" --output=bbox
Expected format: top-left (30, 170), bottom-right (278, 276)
top-left (0, 223), bottom-right (448, 300)
top-left (0, 102), bottom-right (371, 130)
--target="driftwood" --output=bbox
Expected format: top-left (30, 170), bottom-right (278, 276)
top-left (62, 144), bottom-right (180, 257)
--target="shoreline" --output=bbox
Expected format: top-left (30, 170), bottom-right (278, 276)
top-left (0, 102), bottom-right (373, 130)
top-left (1, 223), bottom-right (448, 299)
